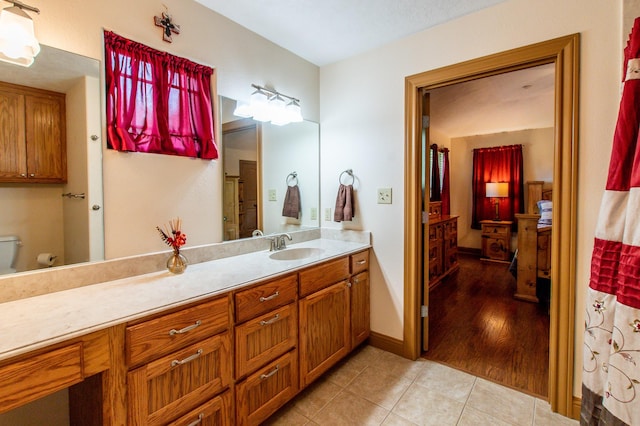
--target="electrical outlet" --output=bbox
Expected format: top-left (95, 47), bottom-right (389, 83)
top-left (268, 189), bottom-right (277, 201)
top-left (377, 188), bottom-right (392, 204)
top-left (324, 207), bottom-right (332, 221)
top-left (310, 207), bottom-right (317, 220)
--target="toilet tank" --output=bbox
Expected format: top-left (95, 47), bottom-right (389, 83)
top-left (0, 235), bottom-right (19, 274)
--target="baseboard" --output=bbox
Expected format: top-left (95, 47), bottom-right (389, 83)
top-left (572, 396), bottom-right (581, 420)
top-left (458, 246), bottom-right (481, 256)
top-left (368, 331), bottom-right (404, 357)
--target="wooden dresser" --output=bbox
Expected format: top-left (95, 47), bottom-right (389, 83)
top-left (426, 202), bottom-right (459, 289)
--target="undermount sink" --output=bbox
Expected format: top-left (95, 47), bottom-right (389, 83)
top-left (269, 247), bottom-right (324, 261)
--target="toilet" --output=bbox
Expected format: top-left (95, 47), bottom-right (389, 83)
top-left (0, 235), bottom-right (20, 275)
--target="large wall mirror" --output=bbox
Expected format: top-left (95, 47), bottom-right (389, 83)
top-left (219, 96), bottom-right (320, 239)
top-left (0, 45), bottom-right (104, 275)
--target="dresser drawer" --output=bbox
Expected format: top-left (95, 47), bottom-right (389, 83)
top-left (0, 343), bottom-right (83, 413)
top-left (350, 250), bottom-right (369, 275)
top-left (236, 349), bottom-right (299, 426)
top-left (127, 332), bottom-right (232, 426)
top-left (299, 257), bottom-right (349, 297)
top-left (166, 389), bottom-right (232, 426)
top-left (235, 274), bottom-right (297, 324)
top-left (126, 296), bottom-right (229, 367)
top-left (482, 223), bottom-right (509, 235)
top-left (235, 303), bottom-right (297, 379)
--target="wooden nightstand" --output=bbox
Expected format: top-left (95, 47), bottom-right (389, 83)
top-left (480, 220), bottom-right (513, 263)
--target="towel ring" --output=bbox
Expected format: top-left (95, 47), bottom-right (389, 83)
top-left (339, 169), bottom-right (355, 185)
top-left (286, 172), bottom-right (298, 187)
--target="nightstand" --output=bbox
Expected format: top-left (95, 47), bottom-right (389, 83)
top-left (480, 220), bottom-right (513, 262)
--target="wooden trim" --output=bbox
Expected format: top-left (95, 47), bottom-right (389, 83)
top-left (368, 331), bottom-right (404, 357)
top-left (404, 34), bottom-right (580, 418)
top-left (573, 396), bottom-right (582, 420)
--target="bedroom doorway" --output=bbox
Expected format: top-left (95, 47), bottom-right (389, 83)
top-left (403, 35), bottom-right (579, 417)
top-left (420, 64), bottom-right (554, 398)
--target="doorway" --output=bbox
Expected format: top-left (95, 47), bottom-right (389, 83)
top-left (403, 35), bottom-right (579, 417)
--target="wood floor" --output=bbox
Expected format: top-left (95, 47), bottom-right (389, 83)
top-left (422, 252), bottom-right (550, 398)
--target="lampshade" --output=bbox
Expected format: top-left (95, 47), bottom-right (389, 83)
top-left (0, 5), bottom-right (40, 67)
top-left (486, 182), bottom-right (509, 198)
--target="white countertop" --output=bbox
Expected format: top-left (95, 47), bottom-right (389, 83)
top-left (0, 238), bottom-right (369, 361)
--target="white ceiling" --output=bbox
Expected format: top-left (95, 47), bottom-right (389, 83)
top-left (196, 0), bottom-right (554, 138)
top-left (429, 63), bottom-right (555, 138)
top-left (194, 0), bottom-right (507, 66)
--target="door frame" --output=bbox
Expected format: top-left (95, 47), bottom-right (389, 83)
top-left (403, 34), bottom-right (580, 417)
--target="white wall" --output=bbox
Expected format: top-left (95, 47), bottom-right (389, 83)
top-left (320, 0), bottom-right (621, 398)
top-left (30, 0), bottom-right (319, 259)
top-left (451, 128), bottom-right (554, 250)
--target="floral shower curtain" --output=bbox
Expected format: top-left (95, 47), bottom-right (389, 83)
top-left (581, 17), bottom-right (640, 426)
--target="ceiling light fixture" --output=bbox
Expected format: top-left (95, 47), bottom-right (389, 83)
top-left (234, 84), bottom-right (303, 125)
top-left (0, 0), bottom-right (40, 67)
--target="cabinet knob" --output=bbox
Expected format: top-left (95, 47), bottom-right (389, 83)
top-left (29, 173), bottom-right (35, 177)
top-left (20, 173), bottom-right (26, 178)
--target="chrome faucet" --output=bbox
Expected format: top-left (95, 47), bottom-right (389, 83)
top-left (268, 233), bottom-right (293, 251)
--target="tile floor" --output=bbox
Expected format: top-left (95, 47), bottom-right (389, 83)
top-left (265, 345), bottom-right (579, 426)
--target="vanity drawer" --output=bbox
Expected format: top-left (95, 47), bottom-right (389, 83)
top-left (127, 331), bottom-right (232, 426)
top-left (350, 250), bottom-right (369, 275)
top-left (0, 343), bottom-right (83, 413)
top-left (235, 303), bottom-right (297, 379)
top-left (234, 274), bottom-right (297, 323)
top-left (299, 257), bottom-right (349, 297)
top-left (165, 389), bottom-right (232, 426)
top-left (126, 296), bottom-right (229, 367)
top-left (235, 349), bottom-right (299, 426)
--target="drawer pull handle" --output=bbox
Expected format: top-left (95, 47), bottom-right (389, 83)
top-left (356, 259), bottom-right (367, 265)
top-left (259, 291), bottom-right (279, 302)
top-left (260, 314), bottom-right (280, 326)
top-left (169, 320), bottom-right (202, 336)
top-left (171, 349), bottom-right (203, 367)
top-left (260, 364), bottom-right (280, 380)
top-left (186, 413), bottom-right (204, 426)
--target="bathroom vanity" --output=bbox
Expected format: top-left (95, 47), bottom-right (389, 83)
top-left (0, 233), bottom-right (370, 425)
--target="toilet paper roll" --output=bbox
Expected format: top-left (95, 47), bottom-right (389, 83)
top-left (37, 253), bottom-right (57, 267)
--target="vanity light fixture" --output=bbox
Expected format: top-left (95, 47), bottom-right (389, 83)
top-left (233, 84), bottom-right (303, 125)
top-left (0, 0), bottom-right (40, 67)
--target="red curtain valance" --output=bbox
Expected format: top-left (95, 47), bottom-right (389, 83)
top-left (104, 31), bottom-right (218, 159)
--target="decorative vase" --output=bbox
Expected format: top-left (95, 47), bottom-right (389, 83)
top-left (166, 251), bottom-right (188, 274)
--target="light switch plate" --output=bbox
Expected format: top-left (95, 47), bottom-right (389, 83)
top-left (268, 189), bottom-right (277, 201)
top-left (377, 188), bottom-right (392, 204)
top-left (324, 208), bottom-right (332, 221)
top-left (310, 207), bottom-right (317, 220)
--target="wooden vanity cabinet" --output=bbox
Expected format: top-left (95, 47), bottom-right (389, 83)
top-left (125, 295), bottom-right (232, 426)
top-left (298, 250), bottom-right (371, 389)
top-left (0, 82), bottom-right (66, 183)
top-left (233, 273), bottom-right (299, 425)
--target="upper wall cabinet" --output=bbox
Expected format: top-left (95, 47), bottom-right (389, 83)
top-left (0, 82), bottom-right (66, 183)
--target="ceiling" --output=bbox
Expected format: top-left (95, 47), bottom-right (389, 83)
top-left (196, 0), bottom-right (554, 138)
top-left (194, 0), bottom-right (507, 66)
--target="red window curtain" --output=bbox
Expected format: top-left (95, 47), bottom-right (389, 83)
top-left (471, 144), bottom-right (524, 229)
top-left (441, 148), bottom-right (451, 215)
top-left (104, 31), bottom-right (218, 159)
top-left (430, 144), bottom-right (441, 201)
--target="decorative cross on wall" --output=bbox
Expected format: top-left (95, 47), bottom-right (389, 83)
top-left (154, 11), bottom-right (180, 42)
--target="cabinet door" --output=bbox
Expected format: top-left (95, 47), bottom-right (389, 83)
top-left (235, 349), bottom-right (298, 426)
top-left (299, 281), bottom-right (350, 388)
top-left (127, 332), bottom-right (232, 426)
top-left (235, 303), bottom-right (297, 379)
top-left (350, 271), bottom-right (370, 348)
top-left (25, 93), bottom-right (66, 182)
top-left (166, 390), bottom-right (232, 426)
top-left (0, 88), bottom-right (26, 179)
